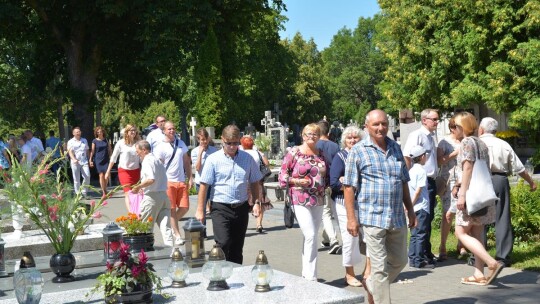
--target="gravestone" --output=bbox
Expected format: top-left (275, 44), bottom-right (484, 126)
top-left (268, 127), bottom-right (287, 159)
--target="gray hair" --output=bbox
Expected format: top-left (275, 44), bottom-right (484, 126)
top-left (340, 126), bottom-right (364, 148)
top-left (479, 117), bottom-right (498, 134)
top-left (420, 108), bottom-right (438, 119)
top-left (135, 140), bottom-right (151, 151)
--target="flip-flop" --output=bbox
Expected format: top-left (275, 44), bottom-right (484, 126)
top-left (486, 261), bottom-right (505, 284)
top-left (461, 276), bottom-right (488, 286)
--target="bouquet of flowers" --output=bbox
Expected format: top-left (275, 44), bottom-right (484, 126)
top-left (88, 243), bottom-right (165, 300)
top-left (116, 213), bottom-right (153, 236)
top-left (1, 151), bottom-right (115, 254)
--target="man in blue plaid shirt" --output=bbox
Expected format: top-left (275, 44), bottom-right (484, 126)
top-left (344, 109), bottom-right (417, 304)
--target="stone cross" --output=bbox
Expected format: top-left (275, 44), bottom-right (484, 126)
top-left (189, 117), bottom-right (197, 146)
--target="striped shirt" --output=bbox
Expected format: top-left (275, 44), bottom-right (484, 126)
top-left (200, 149), bottom-right (262, 204)
top-left (343, 135), bottom-right (410, 229)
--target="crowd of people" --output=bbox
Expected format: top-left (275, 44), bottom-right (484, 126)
top-left (2, 108), bottom-right (536, 304)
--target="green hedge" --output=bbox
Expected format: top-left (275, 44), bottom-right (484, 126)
top-left (510, 179), bottom-right (540, 243)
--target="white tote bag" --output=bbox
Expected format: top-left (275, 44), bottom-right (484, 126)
top-left (465, 138), bottom-right (498, 215)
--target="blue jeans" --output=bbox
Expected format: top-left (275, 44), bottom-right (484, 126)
top-left (408, 209), bottom-right (430, 267)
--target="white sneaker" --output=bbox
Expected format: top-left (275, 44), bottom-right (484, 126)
top-left (175, 236), bottom-right (185, 246)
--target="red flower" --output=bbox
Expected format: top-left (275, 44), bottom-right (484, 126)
top-left (48, 205), bottom-right (59, 221)
top-left (138, 250), bottom-right (148, 265)
top-left (106, 261), bottom-right (113, 271)
top-left (40, 195), bottom-right (47, 204)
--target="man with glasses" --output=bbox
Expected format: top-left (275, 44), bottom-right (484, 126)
top-left (146, 115), bottom-right (167, 152)
top-left (403, 108), bottom-right (439, 264)
top-left (195, 125), bottom-right (262, 264)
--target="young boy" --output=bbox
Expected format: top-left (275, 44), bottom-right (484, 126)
top-left (407, 145), bottom-right (435, 269)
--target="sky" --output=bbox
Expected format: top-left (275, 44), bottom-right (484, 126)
top-left (279, 0), bottom-right (380, 50)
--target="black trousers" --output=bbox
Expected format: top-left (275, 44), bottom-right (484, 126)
top-left (426, 177), bottom-right (437, 258)
top-left (211, 201), bottom-right (250, 264)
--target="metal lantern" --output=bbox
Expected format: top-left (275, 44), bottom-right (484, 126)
top-left (13, 252), bottom-right (43, 304)
top-left (102, 222), bottom-right (124, 263)
top-left (202, 244), bottom-right (233, 291)
top-left (168, 248), bottom-right (189, 288)
top-left (251, 250), bottom-right (273, 292)
top-left (182, 218), bottom-right (206, 268)
top-left (0, 237), bottom-right (7, 277)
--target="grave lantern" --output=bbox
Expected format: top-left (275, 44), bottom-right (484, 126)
top-left (102, 222), bottom-right (124, 263)
top-left (168, 247), bottom-right (189, 288)
top-left (202, 244), bottom-right (233, 291)
top-left (251, 250), bottom-right (273, 292)
top-left (0, 237), bottom-right (7, 277)
top-left (182, 218), bottom-right (206, 267)
top-left (13, 251), bottom-right (43, 304)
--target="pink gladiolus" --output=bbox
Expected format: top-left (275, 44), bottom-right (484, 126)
top-left (40, 195), bottom-right (47, 204)
top-left (30, 176), bottom-right (36, 183)
top-left (39, 169), bottom-right (48, 175)
top-left (90, 200), bottom-right (96, 208)
top-left (91, 211), bottom-right (102, 219)
top-left (102, 200), bottom-right (108, 206)
top-left (48, 205), bottom-right (59, 221)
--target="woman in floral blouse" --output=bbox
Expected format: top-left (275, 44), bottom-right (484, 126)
top-left (279, 123), bottom-right (328, 281)
top-left (452, 112), bottom-right (504, 286)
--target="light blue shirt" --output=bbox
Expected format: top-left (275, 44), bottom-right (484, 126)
top-left (408, 163), bottom-right (430, 213)
top-left (200, 149), bottom-right (262, 204)
top-left (343, 135), bottom-right (410, 229)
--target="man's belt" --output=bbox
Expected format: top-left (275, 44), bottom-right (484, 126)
top-left (214, 201), bottom-right (247, 208)
top-left (491, 172), bottom-right (508, 177)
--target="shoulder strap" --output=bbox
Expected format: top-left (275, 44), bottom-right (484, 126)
top-left (165, 138), bottom-right (178, 170)
top-left (286, 147), bottom-right (300, 174)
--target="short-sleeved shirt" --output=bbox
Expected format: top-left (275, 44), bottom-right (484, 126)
top-left (140, 154), bottom-right (168, 194)
top-left (408, 163), bottom-right (430, 213)
top-left (46, 137), bottom-right (62, 158)
top-left (67, 137), bottom-right (89, 165)
top-left (404, 126), bottom-right (437, 177)
top-left (29, 137), bottom-right (44, 160)
top-left (21, 143), bottom-right (34, 167)
top-left (278, 147), bottom-right (328, 207)
top-left (153, 137), bottom-right (189, 182)
top-left (146, 128), bottom-right (165, 152)
top-left (200, 149), bottom-right (262, 204)
top-left (110, 139), bottom-right (140, 170)
top-left (191, 145), bottom-right (218, 184)
top-left (480, 133), bottom-right (525, 175)
top-left (343, 135), bottom-right (410, 229)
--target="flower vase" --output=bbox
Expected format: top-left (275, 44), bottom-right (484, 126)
top-left (123, 233), bottom-right (155, 254)
top-left (50, 252), bottom-right (76, 283)
top-left (105, 284), bottom-right (153, 304)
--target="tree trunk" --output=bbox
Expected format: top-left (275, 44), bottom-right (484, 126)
top-left (55, 96), bottom-right (65, 139)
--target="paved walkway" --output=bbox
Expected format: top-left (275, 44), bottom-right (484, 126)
top-left (89, 187), bottom-right (540, 304)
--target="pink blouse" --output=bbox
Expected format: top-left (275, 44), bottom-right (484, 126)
top-left (278, 147), bottom-right (328, 207)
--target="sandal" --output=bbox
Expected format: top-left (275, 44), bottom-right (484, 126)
top-left (256, 226), bottom-right (263, 233)
top-left (461, 276), bottom-right (488, 286)
top-left (345, 276), bottom-right (363, 287)
top-left (486, 261), bottom-right (505, 284)
top-left (437, 253), bottom-right (448, 262)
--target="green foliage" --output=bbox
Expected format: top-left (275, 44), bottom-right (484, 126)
top-left (255, 134), bottom-right (272, 152)
top-left (378, 0), bottom-right (540, 134)
top-left (510, 179), bottom-right (540, 243)
top-left (1, 151), bottom-right (118, 253)
top-left (322, 16), bottom-right (387, 122)
top-left (116, 213), bottom-right (153, 236)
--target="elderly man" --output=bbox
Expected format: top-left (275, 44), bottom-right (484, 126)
top-left (479, 117), bottom-right (536, 266)
top-left (195, 125), bottom-right (262, 264)
top-left (403, 108), bottom-right (439, 262)
top-left (132, 140), bottom-right (173, 247)
top-left (24, 129), bottom-right (44, 161)
top-left (153, 121), bottom-right (193, 246)
top-left (344, 109), bottom-right (417, 304)
top-left (146, 115), bottom-right (167, 152)
top-left (67, 127), bottom-right (90, 197)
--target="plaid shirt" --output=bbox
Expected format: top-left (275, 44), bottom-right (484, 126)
top-left (343, 135), bottom-right (410, 229)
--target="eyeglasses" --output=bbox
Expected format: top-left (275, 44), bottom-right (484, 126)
top-left (223, 141), bottom-right (240, 146)
top-left (425, 117), bottom-right (439, 123)
top-left (303, 133), bottom-right (319, 138)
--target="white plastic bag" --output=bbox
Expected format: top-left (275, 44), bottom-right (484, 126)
top-left (465, 139), bottom-right (498, 215)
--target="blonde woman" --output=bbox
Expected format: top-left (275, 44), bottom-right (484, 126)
top-left (279, 123), bottom-right (328, 281)
top-left (105, 124), bottom-right (141, 211)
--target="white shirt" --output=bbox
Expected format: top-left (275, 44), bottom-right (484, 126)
top-left (29, 137), bottom-right (44, 160)
top-left (404, 126), bottom-right (438, 177)
top-left (110, 139), bottom-right (140, 170)
top-left (140, 154), bottom-right (168, 194)
top-left (191, 145), bottom-right (218, 184)
top-left (480, 133), bottom-right (525, 175)
top-left (67, 137), bottom-right (89, 165)
top-left (408, 163), bottom-right (430, 213)
top-left (146, 128), bottom-right (165, 152)
top-left (21, 143), bottom-right (34, 168)
top-left (153, 138), bottom-right (189, 182)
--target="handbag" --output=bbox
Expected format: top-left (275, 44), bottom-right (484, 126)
top-left (284, 195), bottom-right (295, 228)
top-left (257, 151), bottom-right (272, 178)
top-left (465, 138), bottom-right (498, 216)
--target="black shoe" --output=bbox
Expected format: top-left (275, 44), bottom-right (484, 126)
top-left (410, 261), bottom-right (435, 269)
top-left (256, 226), bottom-right (263, 233)
top-left (328, 242), bottom-right (342, 254)
top-left (497, 259), bottom-right (512, 267)
top-left (320, 241), bottom-right (330, 248)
